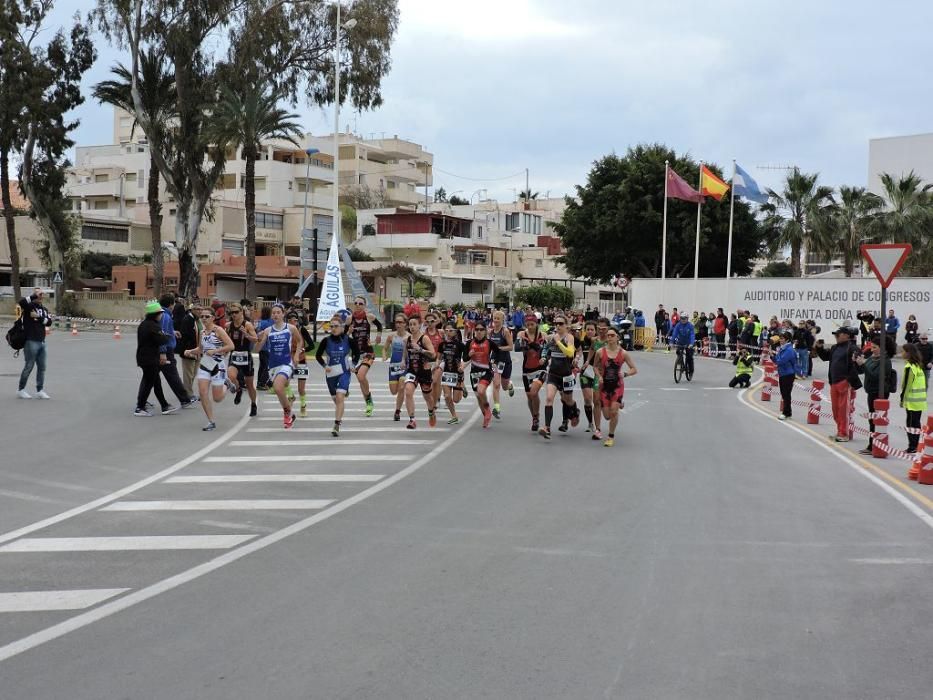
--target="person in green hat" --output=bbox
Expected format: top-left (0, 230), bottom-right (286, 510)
top-left (135, 300), bottom-right (175, 416)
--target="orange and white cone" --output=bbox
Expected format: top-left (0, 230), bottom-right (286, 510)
top-left (113, 324), bottom-right (122, 340)
top-left (71, 323), bottom-right (78, 336)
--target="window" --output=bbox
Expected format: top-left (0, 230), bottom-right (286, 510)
top-left (95, 174), bottom-right (109, 183)
top-left (452, 252), bottom-right (468, 265)
top-left (255, 212), bottom-right (284, 230)
top-left (93, 200), bottom-right (109, 210)
top-left (221, 174), bottom-right (236, 190)
top-left (505, 212), bottom-right (520, 231)
top-left (119, 116), bottom-right (131, 127)
top-left (297, 181), bottom-right (308, 192)
top-left (535, 259), bottom-right (543, 268)
top-left (254, 177), bottom-right (267, 191)
top-left (470, 251), bottom-right (488, 265)
top-left (81, 225), bottom-right (128, 242)
top-left (222, 238), bottom-right (245, 255)
top-left (169, 208), bottom-right (176, 216)
top-left (476, 225), bottom-right (483, 239)
top-left (124, 172), bottom-right (136, 182)
top-left (461, 279), bottom-right (488, 294)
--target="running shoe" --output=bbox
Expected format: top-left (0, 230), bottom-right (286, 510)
top-left (249, 402), bottom-right (258, 417)
top-left (365, 400), bottom-right (374, 417)
top-left (234, 388), bottom-right (243, 405)
top-left (300, 403), bottom-right (307, 418)
top-left (603, 437), bottom-right (614, 448)
top-left (570, 409), bottom-right (580, 428)
top-left (538, 427), bottom-right (551, 439)
top-left (833, 435), bottom-right (850, 443)
top-left (592, 430), bottom-right (602, 441)
top-left (133, 408), bottom-right (153, 417)
top-left (226, 379), bottom-right (238, 394)
top-left (284, 412), bottom-right (295, 430)
top-left (586, 423), bottom-right (593, 433)
top-left (406, 418), bottom-right (417, 430)
top-left (447, 416), bottom-right (460, 425)
top-left (531, 418), bottom-right (539, 433)
top-left (181, 399), bottom-right (196, 409)
top-left (34, 390), bottom-right (50, 400)
top-left (482, 408), bottom-right (492, 429)
top-left (16, 389), bottom-right (31, 399)
top-left (394, 409), bottom-right (401, 422)
top-left (331, 423), bottom-right (340, 437)
top-left (462, 384), bottom-right (469, 397)
top-left (202, 421), bottom-right (216, 432)
top-left (492, 406), bottom-right (501, 420)
top-left (778, 415), bottom-right (788, 421)
top-left (161, 405), bottom-right (179, 415)
top-left (858, 447), bottom-right (872, 455)
top-left (428, 410), bottom-right (437, 428)
top-left (558, 421), bottom-right (569, 433)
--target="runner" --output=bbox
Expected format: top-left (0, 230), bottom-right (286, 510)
top-left (316, 314), bottom-right (359, 437)
top-left (286, 311), bottom-right (311, 416)
top-left (436, 321), bottom-right (468, 424)
top-left (578, 321), bottom-right (599, 437)
top-left (182, 306), bottom-right (235, 431)
top-left (403, 316), bottom-right (438, 429)
top-left (488, 310), bottom-right (515, 420)
top-left (539, 316), bottom-right (579, 439)
top-left (254, 303), bottom-right (303, 429)
top-left (424, 312), bottom-right (445, 409)
top-left (594, 327), bottom-right (637, 447)
top-left (383, 313), bottom-right (409, 422)
top-left (226, 303), bottom-right (259, 417)
top-left (466, 322), bottom-right (499, 429)
top-left (515, 313), bottom-right (548, 432)
top-left (348, 295), bottom-right (382, 417)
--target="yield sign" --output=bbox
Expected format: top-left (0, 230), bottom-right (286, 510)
top-left (860, 243), bottom-right (912, 288)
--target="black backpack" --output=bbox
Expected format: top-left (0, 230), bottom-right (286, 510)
top-left (6, 318), bottom-right (26, 355)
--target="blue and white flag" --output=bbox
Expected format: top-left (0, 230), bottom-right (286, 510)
top-left (733, 163), bottom-right (768, 204)
top-left (316, 233), bottom-right (346, 323)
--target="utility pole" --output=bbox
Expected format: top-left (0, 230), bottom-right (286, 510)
top-left (424, 162), bottom-right (429, 212)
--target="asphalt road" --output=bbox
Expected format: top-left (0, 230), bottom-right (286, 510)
top-left (2, 337), bottom-right (933, 699)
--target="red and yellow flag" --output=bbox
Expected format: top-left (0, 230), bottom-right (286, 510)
top-left (700, 165), bottom-right (729, 201)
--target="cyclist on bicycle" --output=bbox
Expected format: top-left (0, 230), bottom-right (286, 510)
top-left (670, 315), bottom-right (696, 376)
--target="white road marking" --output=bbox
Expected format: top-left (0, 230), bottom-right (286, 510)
top-left (0, 412), bottom-right (254, 547)
top-left (203, 454), bottom-right (412, 463)
top-left (0, 535), bottom-right (256, 552)
top-left (101, 499), bottom-right (334, 512)
top-left (229, 439), bottom-right (435, 447)
top-left (850, 558), bottom-right (933, 565)
top-left (166, 474), bottom-right (384, 484)
top-left (0, 589), bottom-right (129, 613)
top-left (260, 406), bottom-right (398, 412)
top-left (0, 404), bottom-right (480, 663)
top-left (255, 416), bottom-right (405, 422)
top-left (246, 427), bottom-right (450, 433)
top-left (705, 387), bottom-right (733, 391)
top-left (659, 387), bottom-right (689, 391)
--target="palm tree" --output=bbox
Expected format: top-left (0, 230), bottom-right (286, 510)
top-left (92, 51), bottom-right (175, 297)
top-left (760, 168), bottom-right (834, 277)
top-left (822, 186), bottom-right (884, 276)
top-left (206, 83), bottom-right (302, 300)
top-left (518, 188), bottom-right (539, 201)
top-left (871, 171), bottom-right (933, 275)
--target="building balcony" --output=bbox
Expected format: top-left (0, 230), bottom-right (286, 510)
top-left (375, 232), bottom-right (439, 249)
top-left (67, 180), bottom-right (123, 198)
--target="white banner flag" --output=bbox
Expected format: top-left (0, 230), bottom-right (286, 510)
top-left (316, 234), bottom-right (346, 322)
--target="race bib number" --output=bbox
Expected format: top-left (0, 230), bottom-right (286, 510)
top-left (441, 372), bottom-right (459, 387)
top-left (199, 355), bottom-right (220, 374)
top-left (231, 351), bottom-right (249, 366)
top-left (404, 372), bottom-right (417, 384)
top-left (325, 364), bottom-right (343, 378)
top-left (582, 365), bottom-right (595, 380)
top-left (295, 365), bottom-right (309, 379)
top-left (524, 371), bottom-right (544, 384)
top-left (562, 374), bottom-right (576, 391)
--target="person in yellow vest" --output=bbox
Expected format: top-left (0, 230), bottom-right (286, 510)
top-left (729, 349), bottom-right (755, 388)
top-left (900, 343), bottom-right (928, 453)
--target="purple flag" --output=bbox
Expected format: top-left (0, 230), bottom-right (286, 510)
top-left (666, 167), bottom-right (703, 203)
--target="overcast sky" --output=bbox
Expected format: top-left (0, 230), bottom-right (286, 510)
top-left (53, 0), bottom-right (933, 203)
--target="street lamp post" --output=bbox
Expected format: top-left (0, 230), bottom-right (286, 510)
top-left (302, 147), bottom-right (321, 339)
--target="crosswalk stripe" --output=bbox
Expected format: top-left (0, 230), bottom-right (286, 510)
top-left (100, 499), bottom-right (335, 512)
top-left (255, 416), bottom-right (406, 422)
top-left (260, 406), bottom-right (398, 412)
top-left (204, 455), bottom-right (411, 463)
top-left (246, 427), bottom-right (450, 433)
top-left (165, 474), bottom-right (384, 484)
top-left (0, 535), bottom-right (256, 552)
top-left (0, 589), bottom-right (129, 613)
top-left (229, 439), bottom-right (435, 447)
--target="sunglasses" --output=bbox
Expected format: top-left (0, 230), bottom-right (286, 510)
top-left (355, 301), bottom-right (365, 306)
top-left (475, 327), bottom-right (487, 332)
top-left (200, 314), bottom-right (213, 319)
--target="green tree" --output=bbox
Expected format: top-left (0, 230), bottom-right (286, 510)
top-left (92, 49), bottom-right (175, 297)
top-left (756, 261), bottom-right (794, 278)
top-left (760, 168), bottom-right (834, 277)
top-left (434, 186), bottom-right (447, 203)
top-left (821, 186), bottom-right (883, 277)
top-left (552, 144), bottom-right (763, 282)
top-left (81, 251), bottom-right (129, 279)
top-left (346, 246), bottom-right (372, 261)
top-left (448, 194), bottom-right (468, 206)
top-left (207, 84), bottom-right (302, 300)
top-left (513, 283), bottom-right (575, 309)
top-left (870, 171), bottom-right (933, 275)
top-left (519, 188), bottom-right (539, 201)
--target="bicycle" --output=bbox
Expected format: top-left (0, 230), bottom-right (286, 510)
top-left (673, 346), bottom-right (694, 384)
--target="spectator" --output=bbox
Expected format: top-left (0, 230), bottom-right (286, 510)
top-left (713, 308), bottom-right (727, 358)
top-left (159, 293), bottom-right (193, 407)
top-left (256, 305), bottom-right (274, 389)
top-left (176, 302), bottom-right (203, 394)
top-left (813, 326), bottom-right (862, 442)
top-left (727, 313), bottom-right (739, 358)
top-left (729, 348), bottom-right (754, 388)
top-left (854, 341), bottom-right (892, 456)
top-left (403, 296), bottom-right (421, 319)
top-left (792, 320), bottom-right (813, 378)
top-left (904, 314), bottom-right (919, 344)
top-left (918, 333), bottom-right (932, 382)
top-left (654, 305), bottom-right (666, 341)
top-left (885, 309), bottom-right (900, 337)
top-left (670, 307), bottom-right (680, 326)
top-left (512, 306), bottom-right (525, 333)
top-left (900, 343), bottom-right (928, 454)
top-left (774, 330), bottom-right (797, 421)
top-left (611, 308), bottom-right (625, 328)
top-left (211, 298), bottom-right (227, 329)
top-left (16, 287), bottom-right (53, 399)
top-left (135, 301), bottom-right (174, 416)
top-left (659, 312), bottom-right (671, 351)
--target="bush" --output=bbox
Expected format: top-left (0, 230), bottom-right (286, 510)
top-left (513, 284), bottom-right (575, 309)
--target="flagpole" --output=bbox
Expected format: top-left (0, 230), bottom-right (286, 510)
top-left (692, 161), bottom-right (703, 314)
top-left (661, 160), bottom-right (669, 307)
top-left (725, 158), bottom-right (736, 309)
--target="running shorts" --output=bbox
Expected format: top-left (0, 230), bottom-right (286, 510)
top-left (522, 370), bottom-right (546, 392)
top-left (405, 368), bottom-right (433, 393)
top-left (470, 368), bottom-right (494, 390)
top-left (547, 371), bottom-right (575, 394)
top-left (599, 384), bottom-right (624, 408)
top-left (326, 371), bottom-right (352, 396)
top-left (271, 364), bottom-right (294, 381)
top-left (229, 350), bottom-right (254, 378)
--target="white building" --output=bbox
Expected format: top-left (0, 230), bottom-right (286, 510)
top-left (868, 132), bottom-right (933, 198)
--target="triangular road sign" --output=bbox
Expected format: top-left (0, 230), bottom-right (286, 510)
top-left (52, 271), bottom-right (63, 284)
top-left (861, 243), bottom-right (912, 288)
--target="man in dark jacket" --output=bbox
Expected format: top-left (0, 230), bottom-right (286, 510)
top-left (135, 301), bottom-right (174, 416)
top-left (814, 326), bottom-right (862, 442)
top-left (918, 333), bottom-right (932, 381)
top-left (855, 342), bottom-right (892, 455)
top-left (17, 288), bottom-right (53, 399)
top-left (176, 302), bottom-right (202, 394)
top-left (159, 293), bottom-right (193, 407)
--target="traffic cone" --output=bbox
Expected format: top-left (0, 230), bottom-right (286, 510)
top-left (113, 324), bottom-right (122, 340)
top-left (71, 323), bottom-right (78, 336)
top-left (908, 432), bottom-right (924, 481)
top-left (914, 418), bottom-right (933, 484)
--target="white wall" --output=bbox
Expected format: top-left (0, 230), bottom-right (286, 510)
top-left (629, 277), bottom-right (933, 340)
top-left (868, 133), bottom-right (933, 197)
